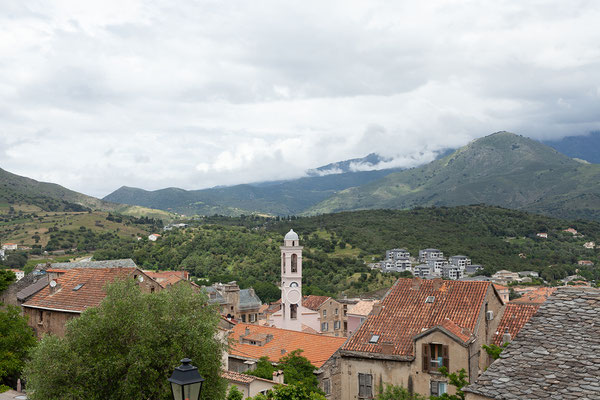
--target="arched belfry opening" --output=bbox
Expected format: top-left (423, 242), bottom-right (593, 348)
top-left (291, 254), bottom-right (298, 273)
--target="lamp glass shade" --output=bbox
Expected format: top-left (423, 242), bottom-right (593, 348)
top-left (170, 381), bottom-right (202, 400)
top-left (169, 358), bottom-right (204, 400)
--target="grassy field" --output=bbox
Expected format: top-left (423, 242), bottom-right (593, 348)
top-left (0, 210), bottom-right (150, 247)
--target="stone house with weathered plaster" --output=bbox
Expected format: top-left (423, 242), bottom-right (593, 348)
top-left (318, 278), bottom-right (505, 399)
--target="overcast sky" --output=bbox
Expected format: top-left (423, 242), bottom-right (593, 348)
top-left (1, 1), bottom-right (600, 197)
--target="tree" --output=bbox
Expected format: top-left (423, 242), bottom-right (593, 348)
top-left (246, 356), bottom-right (275, 380)
top-left (482, 343), bottom-right (508, 360)
top-left (0, 305), bottom-right (36, 388)
top-left (24, 280), bottom-right (226, 400)
top-left (250, 384), bottom-right (326, 400)
top-left (0, 270), bottom-right (16, 293)
top-left (432, 367), bottom-right (469, 400)
top-left (278, 349), bottom-right (321, 394)
top-left (227, 385), bottom-right (244, 400)
top-left (375, 384), bottom-right (427, 400)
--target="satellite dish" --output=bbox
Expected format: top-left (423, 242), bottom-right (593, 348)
top-left (138, 276), bottom-right (144, 282)
top-left (49, 280), bottom-right (57, 288)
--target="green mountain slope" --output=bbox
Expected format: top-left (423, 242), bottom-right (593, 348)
top-left (0, 167), bottom-right (174, 219)
top-left (0, 168), bottom-right (117, 210)
top-left (104, 168), bottom-right (401, 216)
top-left (305, 132), bottom-right (600, 221)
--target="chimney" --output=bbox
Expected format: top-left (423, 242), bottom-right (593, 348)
top-left (432, 278), bottom-right (443, 291)
top-left (49, 280), bottom-right (61, 294)
top-left (273, 370), bottom-right (284, 384)
top-left (371, 303), bottom-right (382, 316)
top-left (245, 327), bottom-right (250, 336)
top-left (380, 342), bottom-right (395, 355)
top-left (502, 327), bottom-right (511, 344)
top-left (411, 278), bottom-right (422, 290)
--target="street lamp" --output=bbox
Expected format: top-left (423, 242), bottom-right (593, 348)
top-left (168, 358), bottom-right (205, 400)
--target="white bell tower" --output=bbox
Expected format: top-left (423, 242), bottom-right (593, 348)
top-left (280, 229), bottom-right (303, 331)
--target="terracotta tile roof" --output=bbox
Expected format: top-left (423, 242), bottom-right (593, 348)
top-left (222, 370), bottom-right (255, 384)
top-left (22, 267), bottom-right (137, 312)
top-left (229, 323), bottom-right (346, 368)
top-left (302, 295), bottom-right (330, 311)
top-left (221, 370), bottom-right (282, 385)
top-left (143, 270), bottom-right (189, 288)
top-left (342, 278), bottom-right (491, 357)
top-left (511, 287), bottom-right (556, 305)
top-left (347, 300), bottom-right (379, 316)
top-left (493, 284), bottom-right (508, 291)
top-left (438, 318), bottom-right (473, 343)
top-left (492, 303), bottom-right (540, 345)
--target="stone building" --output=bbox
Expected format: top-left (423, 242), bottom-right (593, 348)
top-left (21, 266), bottom-right (161, 338)
top-left (205, 281), bottom-right (262, 324)
top-left (303, 295), bottom-right (346, 336)
top-left (318, 278), bottom-right (505, 399)
top-left (464, 287), bottom-right (600, 400)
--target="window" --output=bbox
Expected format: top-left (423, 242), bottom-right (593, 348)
top-left (430, 381), bottom-right (447, 396)
top-left (291, 254), bottom-right (298, 273)
top-left (322, 378), bottom-right (331, 395)
top-left (323, 309), bottom-right (327, 317)
top-left (321, 322), bottom-right (329, 331)
top-left (241, 314), bottom-right (246, 323)
top-left (335, 308), bottom-right (339, 315)
top-left (334, 321), bottom-right (341, 330)
top-left (369, 334), bottom-right (380, 343)
top-left (250, 314), bottom-right (256, 322)
top-left (37, 309), bottom-right (44, 325)
top-left (422, 343), bottom-right (449, 372)
top-left (358, 373), bottom-right (373, 398)
top-left (290, 304), bottom-right (297, 320)
top-left (425, 296), bottom-right (435, 303)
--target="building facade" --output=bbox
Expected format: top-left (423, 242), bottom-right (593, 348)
top-left (319, 278), bottom-right (505, 400)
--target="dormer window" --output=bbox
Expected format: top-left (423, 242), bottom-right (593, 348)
top-left (369, 334), bottom-right (380, 343)
top-left (72, 284), bottom-right (84, 291)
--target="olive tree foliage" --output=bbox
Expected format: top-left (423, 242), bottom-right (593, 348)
top-left (250, 384), bottom-right (326, 400)
top-left (24, 280), bottom-right (226, 400)
top-left (0, 305), bottom-right (36, 388)
top-left (375, 384), bottom-right (427, 400)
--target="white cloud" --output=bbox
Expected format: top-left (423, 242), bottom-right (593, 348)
top-left (1, 0), bottom-right (600, 197)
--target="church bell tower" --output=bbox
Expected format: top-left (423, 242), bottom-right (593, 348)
top-left (280, 229), bottom-right (303, 330)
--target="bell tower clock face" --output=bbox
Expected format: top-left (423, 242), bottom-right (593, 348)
top-left (287, 288), bottom-right (301, 304)
top-left (290, 282), bottom-right (299, 287)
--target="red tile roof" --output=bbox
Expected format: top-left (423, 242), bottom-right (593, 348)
top-left (342, 278), bottom-right (492, 357)
top-left (221, 370), bottom-right (282, 385)
top-left (493, 303), bottom-right (540, 345)
top-left (22, 267), bottom-right (137, 312)
top-left (302, 295), bottom-right (330, 311)
top-left (143, 270), bottom-right (189, 288)
top-left (511, 287), bottom-right (556, 305)
top-left (438, 318), bottom-right (473, 343)
top-left (229, 323), bottom-right (346, 368)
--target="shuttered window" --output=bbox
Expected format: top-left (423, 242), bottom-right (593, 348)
top-left (358, 373), bottom-right (373, 398)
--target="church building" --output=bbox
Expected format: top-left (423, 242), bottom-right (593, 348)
top-left (269, 230), bottom-right (320, 333)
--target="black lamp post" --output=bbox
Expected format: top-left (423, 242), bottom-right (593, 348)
top-left (168, 358), bottom-right (205, 400)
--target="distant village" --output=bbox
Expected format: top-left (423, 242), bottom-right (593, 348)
top-left (1, 230), bottom-right (598, 399)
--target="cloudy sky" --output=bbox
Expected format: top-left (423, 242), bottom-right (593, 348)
top-left (1, 1), bottom-right (600, 197)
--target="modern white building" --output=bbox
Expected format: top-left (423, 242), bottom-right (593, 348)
top-left (385, 248), bottom-right (411, 261)
top-left (418, 248), bottom-right (443, 262)
top-left (269, 230), bottom-right (320, 333)
top-left (449, 255), bottom-right (471, 269)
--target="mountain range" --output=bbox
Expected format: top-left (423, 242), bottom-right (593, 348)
top-left (2, 131), bottom-right (600, 221)
top-left (306, 132), bottom-right (600, 221)
top-left (543, 131), bottom-right (600, 164)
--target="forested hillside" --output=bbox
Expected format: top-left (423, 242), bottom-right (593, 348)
top-left (88, 206), bottom-right (600, 299)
